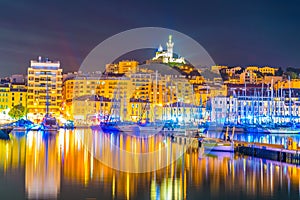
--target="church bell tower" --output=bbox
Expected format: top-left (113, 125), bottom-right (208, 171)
top-left (166, 35), bottom-right (174, 60)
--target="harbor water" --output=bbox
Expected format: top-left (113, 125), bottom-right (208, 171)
top-left (0, 129), bottom-right (299, 200)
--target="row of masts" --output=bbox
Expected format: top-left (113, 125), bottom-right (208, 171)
top-left (222, 77), bottom-right (299, 126)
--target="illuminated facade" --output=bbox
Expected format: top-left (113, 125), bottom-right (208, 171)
top-left (225, 66), bottom-right (242, 76)
top-left (152, 35), bottom-right (185, 64)
top-left (240, 70), bottom-right (262, 84)
top-left (0, 83), bottom-right (11, 114)
top-left (27, 57), bottom-right (63, 122)
top-left (245, 66), bottom-right (259, 73)
top-left (72, 95), bottom-right (112, 122)
top-left (163, 102), bottom-right (200, 123)
top-left (118, 60), bottom-right (138, 74)
top-left (0, 83), bottom-right (27, 120)
top-left (105, 63), bottom-right (119, 73)
top-left (63, 75), bottom-right (101, 101)
top-left (275, 79), bottom-right (300, 90)
top-left (62, 75), bottom-right (133, 121)
top-left (211, 65), bottom-right (227, 73)
top-left (62, 70), bottom-right (205, 122)
top-left (211, 95), bottom-right (300, 124)
top-left (105, 60), bottom-right (139, 74)
top-left (263, 75), bottom-right (282, 84)
top-left (128, 98), bottom-right (151, 122)
top-left (259, 66), bottom-right (277, 75)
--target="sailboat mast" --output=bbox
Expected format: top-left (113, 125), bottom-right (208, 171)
top-left (176, 81), bottom-right (179, 123)
top-left (288, 76), bottom-right (292, 123)
top-left (280, 85), bottom-right (283, 124)
top-left (261, 82), bottom-right (264, 124)
top-left (271, 79), bottom-right (274, 122)
top-left (154, 71), bottom-right (158, 123)
top-left (46, 74), bottom-right (49, 115)
top-left (251, 90), bottom-right (255, 124)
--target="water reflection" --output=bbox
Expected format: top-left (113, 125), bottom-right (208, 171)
top-left (0, 130), bottom-right (299, 199)
top-left (25, 131), bottom-right (61, 199)
top-left (77, 129), bottom-right (190, 173)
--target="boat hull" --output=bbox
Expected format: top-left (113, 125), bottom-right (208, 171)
top-left (91, 125), bottom-right (120, 133)
top-left (267, 128), bottom-right (300, 134)
top-left (202, 139), bottom-right (234, 152)
top-left (0, 127), bottom-right (13, 139)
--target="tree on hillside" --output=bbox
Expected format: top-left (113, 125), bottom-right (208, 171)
top-left (285, 71), bottom-right (298, 79)
top-left (275, 67), bottom-right (283, 76)
top-left (286, 67), bottom-right (300, 74)
top-left (8, 104), bottom-right (26, 120)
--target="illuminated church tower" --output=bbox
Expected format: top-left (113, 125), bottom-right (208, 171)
top-left (166, 35), bottom-right (174, 59)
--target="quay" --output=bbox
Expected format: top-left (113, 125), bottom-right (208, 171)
top-left (172, 130), bottom-right (300, 165)
top-left (234, 141), bottom-right (300, 165)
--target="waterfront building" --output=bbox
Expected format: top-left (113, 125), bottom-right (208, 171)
top-left (211, 95), bottom-right (300, 124)
top-left (62, 74), bottom-right (102, 119)
top-left (129, 72), bottom-right (165, 121)
top-left (128, 98), bottom-right (152, 122)
top-left (210, 96), bottom-right (232, 124)
top-left (163, 102), bottom-right (200, 124)
top-left (62, 69), bottom-right (201, 122)
top-left (63, 74), bottom-right (101, 101)
top-left (27, 57), bottom-right (63, 122)
top-left (226, 83), bottom-right (269, 97)
top-left (0, 82), bottom-right (27, 121)
top-left (96, 76), bottom-right (132, 100)
top-left (72, 95), bottom-right (112, 123)
top-left (10, 83), bottom-right (27, 108)
top-left (192, 83), bottom-right (226, 108)
top-left (0, 83), bottom-right (10, 115)
top-left (63, 74), bottom-right (133, 121)
top-left (164, 75), bottom-right (194, 104)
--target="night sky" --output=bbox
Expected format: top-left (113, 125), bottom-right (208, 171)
top-left (1, 0), bottom-right (300, 76)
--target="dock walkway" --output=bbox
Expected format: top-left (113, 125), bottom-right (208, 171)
top-left (171, 131), bottom-right (300, 165)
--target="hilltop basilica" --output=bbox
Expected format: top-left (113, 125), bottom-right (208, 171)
top-left (152, 35), bottom-right (186, 64)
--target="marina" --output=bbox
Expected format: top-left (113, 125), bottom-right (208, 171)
top-left (1, 1), bottom-right (300, 199)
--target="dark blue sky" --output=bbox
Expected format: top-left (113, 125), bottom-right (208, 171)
top-left (1, 0), bottom-right (300, 76)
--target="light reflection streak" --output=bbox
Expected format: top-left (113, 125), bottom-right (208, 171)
top-left (25, 131), bottom-right (61, 199)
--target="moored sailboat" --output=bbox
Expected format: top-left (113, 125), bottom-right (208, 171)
top-left (0, 125), bottom-right (14, 139)
top-left (40, 75), bottom-right (59, 132)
